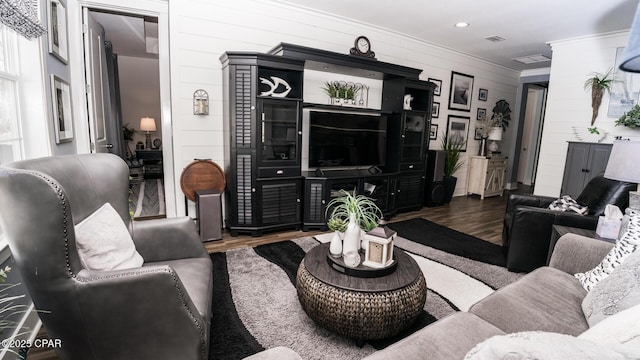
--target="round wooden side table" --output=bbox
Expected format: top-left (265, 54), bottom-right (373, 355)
top-left (296, 243), bottom-right (426, 343)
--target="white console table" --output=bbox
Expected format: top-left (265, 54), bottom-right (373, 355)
top-left (466, 156), bottom-right (507, 199)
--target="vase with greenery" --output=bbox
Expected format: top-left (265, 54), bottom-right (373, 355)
top-left (615, 104), bottom-right (640, 128)
top-left (327, 217), bottom-right (347, 257)
top-left (584, 68), bottom-right (616, 130)
top-left (440, 133), bottom-right (465, 203)
top-left (122, 124), bottom-right (137, 159)
top-left (326, 189), bottom-right (382, 255)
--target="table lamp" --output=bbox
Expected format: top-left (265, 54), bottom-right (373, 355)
top-left (604, 141), bottom-right (640, 209)
top-left (140, 117), bottom-right (156, 149)
top-left (487, 127), bottom-right (502, 153)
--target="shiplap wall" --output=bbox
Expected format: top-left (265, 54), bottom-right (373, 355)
top-left (168, 0), bottom-right (519, 215)
top-left (535, 31), bottom-right (639, 197)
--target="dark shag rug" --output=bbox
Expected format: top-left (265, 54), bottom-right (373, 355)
top-left (209, 218), bottom-right (520, 360)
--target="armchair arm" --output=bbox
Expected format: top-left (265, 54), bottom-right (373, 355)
top-left (505, 193), bottom-right (557, 214)
top-left (74, 266), bottom-right (207, 360)
top-left (506, 205), bottom-right (558, 272)
top-left (132, 216), bottom-right (208, 262)
top-left (548, 234), bottom-right (614, 275)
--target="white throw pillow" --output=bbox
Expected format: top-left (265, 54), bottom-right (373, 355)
top-left (464, 331), bottom-right (640, 360)
top-left (581, 250), bottom-right (640, 326)
top-left (74, 203), bottom-right (144, 270)
top-left (575, 208), bottom-right (640, 291)
top-left (580, 303), bottom-right (640, 348)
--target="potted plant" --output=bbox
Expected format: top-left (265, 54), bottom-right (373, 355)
top-left (326, 217), bottom-right (347, 257)
top-left (326, 190), bottom-right (382, 255)
top-left (615, 104), bottom-right (640, 128)
top-left (440, 133), bottom-right (465, 204)
top-left (322, 81), bottom-right (339, 105)
top-left (584, 68), bottom-right (616, 130)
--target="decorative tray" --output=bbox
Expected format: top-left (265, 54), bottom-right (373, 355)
top-left (326, 252), bottom-right (397, 278)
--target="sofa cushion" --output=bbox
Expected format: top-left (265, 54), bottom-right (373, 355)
top-left (464, 331), bottom-right (639, 360)
top-left (582, 250), bottom-right (640, 327)
top-left (579, 303), bottom-right (640, 348)
top-left (469, 267), bottom-right (588, 335)
top-left (575, 208), bottom-right (640, 291)
top-left (362, 312), bottom-right (504, 360)
top-left (74, 203), bottom-right (144, 271)
top-left (144, 257), bottom-right (213, 320)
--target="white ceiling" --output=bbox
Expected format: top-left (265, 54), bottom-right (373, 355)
top-left (272, 0), bottom-right (639, 71)
top-left (91, 1), bottom-right (639, 71)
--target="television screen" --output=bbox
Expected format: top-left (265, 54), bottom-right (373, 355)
top-left (309, 111), bottom-right (387, 168)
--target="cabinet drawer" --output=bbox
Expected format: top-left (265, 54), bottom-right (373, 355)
top-left (487, 159), bottom-right (506, 168)
top-left (258, 167), bottom-right (300, 178)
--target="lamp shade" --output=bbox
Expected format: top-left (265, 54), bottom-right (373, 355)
top-left (488, 127), bottom-right (502, 141)
top-left (620, 3), bottom-right (640, 72)
top-left (604, 141), bottom-right (640, 182)
top-left (140, 117), bottom-right (156, 132)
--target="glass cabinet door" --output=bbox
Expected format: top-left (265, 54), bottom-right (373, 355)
top-left (259, 99), bottom-right (300, 165)
top-left (401, 111), bottom-right (427, 164)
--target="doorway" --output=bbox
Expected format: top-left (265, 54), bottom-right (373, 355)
top-left (512, 81), bottom-right (548, 194)
top-left (68, 0), bottom-right (176, 217)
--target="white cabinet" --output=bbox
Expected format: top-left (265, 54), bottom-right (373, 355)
top-left (466, 156), bottom-right (507, 199)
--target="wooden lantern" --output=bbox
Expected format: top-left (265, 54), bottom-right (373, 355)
top-left (362, 226), bottom-right (396, 268)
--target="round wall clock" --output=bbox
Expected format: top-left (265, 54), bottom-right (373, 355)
top-left (350, 36), bottom-right (376, 58)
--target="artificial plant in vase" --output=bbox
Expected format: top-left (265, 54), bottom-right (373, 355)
top-left (440, 133), bottom-right (465, 204)
top-left (584, 68), bottom-right (616, 133)
top-left (325, 189), bottom-right (382, 256)
top-left (326, 217), bottom-right (347, 257)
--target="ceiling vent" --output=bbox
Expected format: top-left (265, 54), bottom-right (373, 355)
top-left (484, 35), bottom-right (506, 42)
top-left (513, 54), bottom-right (551, 64)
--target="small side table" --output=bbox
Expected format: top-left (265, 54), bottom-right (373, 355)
top-left (547, 225), bottom-right (615, 264)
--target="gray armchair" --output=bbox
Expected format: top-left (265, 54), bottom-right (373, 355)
top-left (0, 154), bottom-right (212, 360)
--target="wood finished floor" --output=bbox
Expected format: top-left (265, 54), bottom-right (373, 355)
top-left (27, 193), bottom-right (508, 360)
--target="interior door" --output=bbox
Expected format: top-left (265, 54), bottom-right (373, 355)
top-left (83, 9), bottom-right (113, 153)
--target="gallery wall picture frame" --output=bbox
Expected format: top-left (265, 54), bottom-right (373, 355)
top-left (446, 115), bottom-right (470, 152)
top-left (48, 0), bottom-right (69, 63)
top-left (448, 71), bottom-right (474, 112)
top-left (608, 47), bottom-right (640, 117)
top-left (474, 127), bottom-right (483, 140)
top-left (478, 88), bottom-right (488, 101)
top-left (432, 102), bottom-right (440, 118)
top-left (51, 75), bottom-right (73, 143)
top-left (429, 124), bottom-right (438, 140)
top-left (428, 78), bottom-right (442, 96)
top-left (477, 108), bottom-right (486, 121)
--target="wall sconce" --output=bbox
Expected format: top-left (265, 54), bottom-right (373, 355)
top-left (193, 89), bottom-right (209, 115)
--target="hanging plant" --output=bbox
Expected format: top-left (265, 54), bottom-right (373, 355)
top-left (615, 104), bottom-right (640, 128)
top-left (584, 68), bottom-right (616, 126)
top-left (491, 100), bottom-right (511, 131)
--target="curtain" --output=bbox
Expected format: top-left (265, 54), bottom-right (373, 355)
top-left (0, 0), bottom-right (46, 39)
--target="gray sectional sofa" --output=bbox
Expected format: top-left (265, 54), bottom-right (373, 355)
top-left (250, 233), bottom-right (639, 359)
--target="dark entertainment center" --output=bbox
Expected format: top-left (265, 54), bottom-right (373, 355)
top-left (220, 43), bottom-right (435, 236)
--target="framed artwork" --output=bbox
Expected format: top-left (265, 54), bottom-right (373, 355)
top-left (51, 75), bottom-right (73, 143)
top-left (48, 0), bottom-right (68, 63)
top-left (446, 115), bottom-right (470, 152)
top-left (474, 127), bottom-right (483, 140)
top-left (429, 124), bottom-right (438, 140)
top-left (478, 88), bottom-right (488, 101)
top-left (448, 71), bottom-right (474, 112)
top-left (428, 78), bottom-right (442, 96)
top-left (477, 108), bottom-right (486, 121)
top-left (432, 102), bottom-right (440, 118)
top-left (608, 47), bottom-right (640, 117)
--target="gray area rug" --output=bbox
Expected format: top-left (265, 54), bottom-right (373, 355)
top-left (212, 235), bottom-right (522, 360)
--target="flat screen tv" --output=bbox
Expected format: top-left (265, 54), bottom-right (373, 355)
top-left (309, 111), bottom-right (387, 168)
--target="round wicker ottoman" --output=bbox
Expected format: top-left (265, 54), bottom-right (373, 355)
top-left (296, 243), bottom-right (427, 342)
